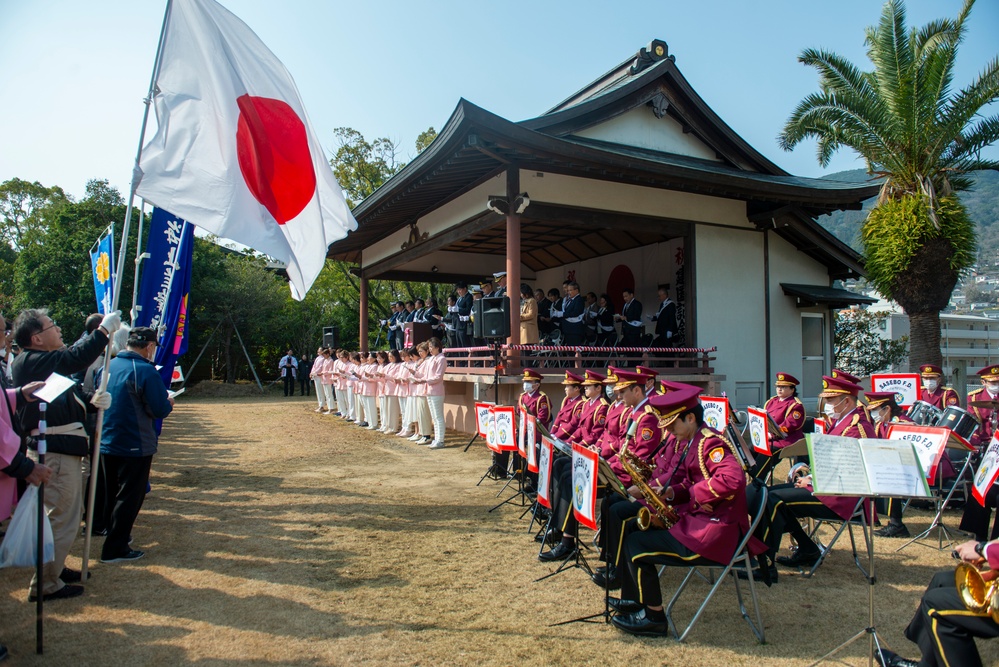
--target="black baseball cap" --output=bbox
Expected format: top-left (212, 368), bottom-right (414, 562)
top-left (128, 327), bottom-right (158, 344)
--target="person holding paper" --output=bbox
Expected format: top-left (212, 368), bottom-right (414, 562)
top-left (11, 307), bottom-right (120, 602)
top-left (310, 347), bottom-right (327, 413)
top-left (763, 375), bottom-right (874, 569)
top-left (610, 385), bottom-right (765, 636)
top-left (99, 327), bottom-right (174, 564)
top-left (863, 391), bottom-right (920, 538)
top-left (878, 539), bottom-right (999, 667)
top-left (278, 349), bottom-right (298, 397)
top-left (750, 372), bottom-right (806, 481)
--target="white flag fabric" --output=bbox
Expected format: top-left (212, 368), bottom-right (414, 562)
top-left (136, 0), bottom-right (357, 300)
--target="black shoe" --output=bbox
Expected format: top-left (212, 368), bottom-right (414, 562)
top-left (776, 549), bottom-right (821, 568)
top-left (610, 608), bottom-right (668, 636)
top-left (606, 596), bottom-right (641, 613)
top-left (91, 527), bottom-right (108, 537)
top-left (101, 549), bottom-right (145, 563)
top-left (539, 542), bottom-right (576, 562)
top-left (877, 648), bottom-right (919, 667)
top-left (737, 565), bottom-right (778, 584)
top-left (591, 566), bottom-right (621, 589)
top-left (874, 522), bottom-right (910, 538)
top-left (28, 584), bottom-right (84, 602)
top-left (60, 568), bottom-right (92, 584)
top-left (534, 529), bottom-right (561, 545)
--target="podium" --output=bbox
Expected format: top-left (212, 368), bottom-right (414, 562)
top-left (403, 322), bottom-right (433, 347)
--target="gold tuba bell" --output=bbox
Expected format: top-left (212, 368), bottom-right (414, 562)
top-left (619, 438), bottom-right (679, 531)
top-left (955, 562), bottom-right (999, 622)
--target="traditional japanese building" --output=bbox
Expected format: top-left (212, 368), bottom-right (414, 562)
top-left (327, 39), bottom-right (878, 430)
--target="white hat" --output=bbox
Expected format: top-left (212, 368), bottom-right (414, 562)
top-left (493, 271), bottom-right (507, 279)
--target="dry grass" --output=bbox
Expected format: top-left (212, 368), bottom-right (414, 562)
top-left (2, 394), bottom-right (997, 666)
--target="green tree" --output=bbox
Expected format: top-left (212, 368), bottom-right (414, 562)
top-left (330, 127), bottom-right (404, 208)
top-left (834, 308), bottom-right (910, 376)
top-left (13, 179), bottom-right (140, 341)
top-left (0, 177), bottom-right (69, 252)
top-left (779, 0), bottom-right (999, 371)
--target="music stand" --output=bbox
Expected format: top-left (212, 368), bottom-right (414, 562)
top-left (896, 433), bottom-right (977, 552)
top-left (804, 435), bottom-right (933, 667)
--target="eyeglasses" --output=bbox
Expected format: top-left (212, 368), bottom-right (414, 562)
top-left (37, 320), bottom-right (58, 334)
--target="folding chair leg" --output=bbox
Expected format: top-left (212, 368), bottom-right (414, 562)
top-left (804, 518), bottom-right (853, 578)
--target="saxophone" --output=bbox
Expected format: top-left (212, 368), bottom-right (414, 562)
top-left (619, 436), bottom-right (680, 531)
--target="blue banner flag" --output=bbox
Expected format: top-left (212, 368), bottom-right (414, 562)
top-left (135, 207), bottom-right (195, 387)
top-left (90, 229), bottom-right (115, 314)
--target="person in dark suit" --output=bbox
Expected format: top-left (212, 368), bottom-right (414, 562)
top-left (649, 284), bottom-right (678, 347)
top-left (452, 282), bottom-right (473, 349)
top-left (560, 282), bottom-right (586, 346)
top-left (616, 288), bottom-right (643, 348)
top-left (536, 289), bottom-right (553, 338)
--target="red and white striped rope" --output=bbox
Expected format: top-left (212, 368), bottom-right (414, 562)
top-left (502, 345), bottom-right (717, 354)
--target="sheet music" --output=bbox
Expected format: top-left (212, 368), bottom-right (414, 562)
top-left (808, 434), bottom-right (871, 496)
top-left (860, 439), bottom-right (930, 497)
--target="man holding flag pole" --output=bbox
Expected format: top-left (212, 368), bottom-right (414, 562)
top-left (81, 0), bottom-right (358, 578)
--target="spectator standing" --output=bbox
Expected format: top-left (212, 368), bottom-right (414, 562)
top-left (278, 349), bottom-right (298, 397)
top-left (12, 307), bottom-right (119, 602)
top-left (298, 353), bottom-right (311, 397)
top-left (99, 327), bottom-right (173, 563)
top-left (310, 347), bottom-right (327, 412)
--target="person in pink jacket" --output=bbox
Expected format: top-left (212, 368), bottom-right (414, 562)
top-left (423, 338), bottom-right (447, 449)
top-left (319, 349), bottom-right (336, 415)
top-left (396, 349), bottom-right (413, 437)
top-left (379, 351), bottom-right (399, 433)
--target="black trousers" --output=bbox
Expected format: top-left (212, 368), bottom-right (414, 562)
top-left (960, 485), bottom-right (999, 542)
top-left (549, 458), bottom-right (579, 536)
top-left (299, 375), bottom-right (309, 395)
top-left (904, 570), bottom-right (999, 667)
top-left (283, 374), bottom-right (295, 396)
top-left (101, 454), bottom-right (153, 559)
top-left (760, 483), bottom-right (843, 555)
top-left (621, 528), bottom-right (714, 607)
top-left (598, 493), bottom-right (641, 568)
top-left (750, 452), bottom-right (781, 483)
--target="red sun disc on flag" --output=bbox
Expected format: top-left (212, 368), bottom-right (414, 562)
top-left (236, 95), bottom-right (316, 224)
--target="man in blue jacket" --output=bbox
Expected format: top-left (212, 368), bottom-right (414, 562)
top-left (100, 327), bottom-right (173, 563)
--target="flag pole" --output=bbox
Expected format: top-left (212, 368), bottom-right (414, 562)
top-left (82, 0), bottom-right (174, 580)
top-left (131, 200), bottom-right (148, 323)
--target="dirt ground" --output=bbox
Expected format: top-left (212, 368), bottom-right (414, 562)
top-left (2, 391), bottom-right (997, 666)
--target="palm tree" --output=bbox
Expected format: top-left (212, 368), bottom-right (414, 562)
top-left (779, 0), bottom-right (998, 371)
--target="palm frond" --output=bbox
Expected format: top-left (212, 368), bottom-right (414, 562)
top-left (866, 0), bottom-right (914, 131)
top-left (933, 55), bottom-right (999, 162)
top-left (799, 48), bottom-right (876, 99)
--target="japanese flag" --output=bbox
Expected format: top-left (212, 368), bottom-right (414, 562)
top-left (136, 0), bottom-right (357, 300)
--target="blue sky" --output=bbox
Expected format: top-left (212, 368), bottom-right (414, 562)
top-left (1, 0), bottom-right (996, 200)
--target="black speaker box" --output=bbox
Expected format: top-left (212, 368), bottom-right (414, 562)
top-left (473, 296), bottom-right (510, 339)
top-left (322, 326), bottom-right (337, 349)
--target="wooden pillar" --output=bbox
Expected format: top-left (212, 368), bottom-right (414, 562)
top-left (359, 274), bottom-right (369, 352)
top-left (506, 166), bottom-right (521, 370)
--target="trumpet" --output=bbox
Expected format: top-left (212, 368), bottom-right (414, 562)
top-left (619, 434), bottom-right (679, 531)
top-left (955, 562), bottom-right (999, 622)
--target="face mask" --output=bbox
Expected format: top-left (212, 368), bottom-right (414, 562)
top-left (823, 403), bottom-right (838, 419)
top-left (987, 383), bottom-right (999, 395)
top-left (925, 380), bottom-right (939, 392)
top-left (523, 382), bottom-right (536, 394)
top-left (605, 385), bottom-right (614, 399)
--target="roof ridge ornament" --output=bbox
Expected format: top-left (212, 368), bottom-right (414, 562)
top-left (630, 39), bottom-right (673, 76)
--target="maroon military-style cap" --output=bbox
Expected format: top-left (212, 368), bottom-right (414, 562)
top-left (819, 375), bottom-right (863, 398)
top-left (636, 365), bottom-right (659, 379)
top-left (522, 369), bottom-right (544, 382)
top-left (561, 371), bottom-right (584, 385)
top-left (831, 368), bottom-right (861, 384)
top-left (613, 370), bottom-right (646, 391)
top-left (582, 369), bottom-right (606, 385)
top-left (648, 385), bottom-right (703, 427)
top-left (976, 365), bottom-right (999, 382)
top-left (775, 372), bottom-right (799, 387)
top-left (919, 364), bottom-right (943, 377)
top-left (864, 391), bottom-right (898, 410)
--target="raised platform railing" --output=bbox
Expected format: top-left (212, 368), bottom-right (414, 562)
top-left (443, 344), bottom-right (717, 376)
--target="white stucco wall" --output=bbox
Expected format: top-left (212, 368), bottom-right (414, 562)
top-left (572, 106), bottom-right (722, 162)
top-left (693, 225), bottom-right (766, 405)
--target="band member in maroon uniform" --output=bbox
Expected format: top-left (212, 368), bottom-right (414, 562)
top-left (959, 365), bottom-right (999, 543)
top-left (750, 372), bottom-right (806, 482)
top-left (919, 364), bottom-right (960, 409)
top-left (610, 386), bottom-right (764, 636)
top-left (496, 368), bottom-right (551, 486)
top-left (761, 375), bottom-right (875, 569)
top-left (568, 370), bottom-right (610, 447)
top-left (551, 371), bottom-right (585, 440)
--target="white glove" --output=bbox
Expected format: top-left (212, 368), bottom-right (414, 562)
top-left (666, 331), bottom-right (673, 339)
top-left (100, 310), bottom-right (122, 334)
top-left (460, 316), bottom-right (469, 322)
top-left (380, 320), bottom-right (387, 326)
top-left (91, 390), bottom-right (112, 411)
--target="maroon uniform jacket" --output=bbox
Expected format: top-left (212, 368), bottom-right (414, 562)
top-left (608, 399), bottom-right (663, 486)
top-left (551, 395), bottom-right (584, 440)
top-left (519, 390), bottom-right (552, 429)
top-left (764, 395), bottom-right (805, 449)
top-left (569, 397), bottom-right (609, 447)
top-left (967, 387), bottom-right (997, 448)
top-left (596, 400), bottom-right (629, 459)
top-left (921, 386), bottom-right (960, 410)
top-left (813, 408), bottom-right (875, 519)
top-left (667, 427), bottom-right (767, 564)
